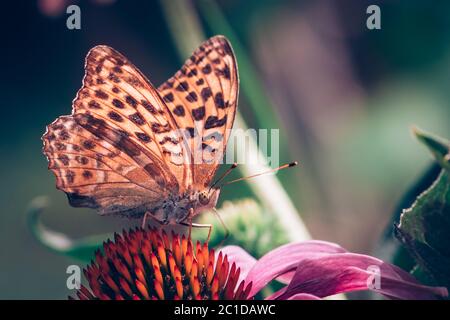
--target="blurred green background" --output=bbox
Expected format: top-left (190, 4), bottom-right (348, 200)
top-left (1, 0), bottom-right (450, 299)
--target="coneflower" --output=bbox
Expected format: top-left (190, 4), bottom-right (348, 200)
top-left (73, 227), bottom-right (250, 300)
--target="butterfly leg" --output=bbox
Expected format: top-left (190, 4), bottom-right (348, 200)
top-left (194, 222), bottom-right (213, 243)
top-left (187, 208), bottom-right (194, 240)
top-left (141, 211), bottom-right (150, 229)
top-left (142, 211), bottom-right (165, 229)
top-left (212, 207), bottom-right (229, 246)
top-left (180, 221), bottom-right (213, 243)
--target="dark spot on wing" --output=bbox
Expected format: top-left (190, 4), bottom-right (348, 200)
top-left (112, 98), bottom-right (125, 109)
top-left (58, 154), bottom-right (70, 165)
top-left (192, 106), bottom-right (205, 121)
top-left (176, 81), bottom-right (189, 92)
top-left (216, 65), bottom-right (231, 79)
top-left (95, 90), bottom-right (108, 100)
top-left (186, 127), bottom-right (196, 138)
top-left (66, 170), bottom-right (75, 184)
top-left (107, 151), bottom-right (118, 158)
top-left (214, 92), bottom-right (225, 109)
top-left (129, 112), bottom-right (146, 125)
top-left (82, 170), bottom-right (93, 179)
top-left (83, 140), bottom-right (95, 149)
top-left (201, 87), bottom-right (212, 101)
top-left (186, 91), bottom-right (198, 102)
top-left (79, 156), bottom-right (89, 165)
top-left (72, 145), bottom-right (81, 152)
top-left (202, 64), bottom-right (212, 74)
top-left (173, 105), bottom-right (185, 117)
top-left (159, 136), bottom-right (179, 145)
top-left (88, 100), bottom-right (102, 109)
top-left (141, 100), bottom-right (157, 114)
top-left (108, 73), bottom-right (121, 83)
top-left (135, 132), bottom-right (151, 143)
top-left (55, 142), bottom-right (66, 151)
top-left (205, 115), bottom-right (227, 129)
top-left (186, 69), bottom-right (198, 77)
top-left (59, 130), bottom-right (70, 140)
top-left (151, 123), bottom-right (171, 133)
top-left (196, 55), bottom-right (206, 65)
top-left (163, 93), bottom-right (174, 103)
top-left (108, 111), bottom-right (124, 122)
top-left (117, 129), bottom-right (130, 137)
top-left (125, 95), bottom-right (138, 108)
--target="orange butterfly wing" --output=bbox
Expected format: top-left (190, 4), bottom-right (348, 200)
top-left (43, 46), bottom-right (191, 216)
top-left (158, 35), bottom-right (239, 188)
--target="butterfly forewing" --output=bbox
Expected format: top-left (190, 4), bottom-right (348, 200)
top-left (73, 46), bottom-right (188, 189)
top-left (42, 36), bottom-right (238, 218)
top-left (158, 36), bottom-right (239, 188)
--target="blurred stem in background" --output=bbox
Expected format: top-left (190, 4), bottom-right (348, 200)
top-left (27, 197), bottom-right (111, 262)
top-left (196, 0), bottom-right (281, 130)
top-left (159, 0), bottom-right (310, 242)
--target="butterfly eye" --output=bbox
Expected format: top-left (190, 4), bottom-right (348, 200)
top-left (199, 192), bottom-right (209, 205)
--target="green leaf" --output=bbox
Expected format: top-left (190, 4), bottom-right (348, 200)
top-left (27, 197), bottom-right (111, 262)
top-left (377, 163), bottom-right (441, 273)
top-left (396, 169), bottom-right (450, 289)
top-left (412, 126), bottom-right (450, 171)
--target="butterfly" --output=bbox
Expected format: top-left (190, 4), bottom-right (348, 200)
top-left (42, 36), bottom-right (239, 236)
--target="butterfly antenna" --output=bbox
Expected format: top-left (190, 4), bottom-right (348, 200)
top-left (209, 162), bottom-right (238, 191)
top-left (219, 161), bottom-right (298, 187)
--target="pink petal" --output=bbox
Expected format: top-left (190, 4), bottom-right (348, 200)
top-left (276, 253), bottom-right (448, 300)
top-left (218, 245), bottom-right (257, 284)
top-left (244, 241), bottom-right (347, 298)
top-left (266, 288), bottom-right (321, 300)
top-left (287, 293), bottom-right (321, 300)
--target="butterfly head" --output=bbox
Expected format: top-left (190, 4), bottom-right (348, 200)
top-left (194, 188), bottom-right (221, 213)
